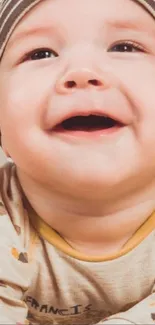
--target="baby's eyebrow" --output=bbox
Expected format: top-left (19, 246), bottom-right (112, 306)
top-left (107, 18), bottom-right (155, 35)
top-left (7, 24), bottom-right (61, 49)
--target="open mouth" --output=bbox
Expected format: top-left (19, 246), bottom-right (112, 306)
top-left (53, 115), bottom-right (123, 132)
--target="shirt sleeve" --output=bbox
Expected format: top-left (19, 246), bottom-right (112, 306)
top-left (98, 293), bottom-right (155, 324)
top-left (0, 207), bottom-right (35, 324)
top-left (0, 163), bottom-right (38, 324)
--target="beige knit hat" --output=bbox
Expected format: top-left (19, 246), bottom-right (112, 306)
top-left (0, 0), bottom-right (155, 61)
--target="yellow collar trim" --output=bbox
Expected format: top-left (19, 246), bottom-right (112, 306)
top-left (28, 204), bottom-right (155, 262)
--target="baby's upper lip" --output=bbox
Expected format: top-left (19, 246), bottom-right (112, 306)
top-left (51, 108), bottom-right (128, 130)
top-left (45, 90), bottom-right (133, 130)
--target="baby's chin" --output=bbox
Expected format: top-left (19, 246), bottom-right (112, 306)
top-left (11, 128), bottom-right (155, 201)
top-left (47, 156), bottom-right (154, 201)
top-left (42, 166), bottom-right (135, 201)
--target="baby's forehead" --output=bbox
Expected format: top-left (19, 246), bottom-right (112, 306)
top-left (0, 0), bottom-right (155, 59)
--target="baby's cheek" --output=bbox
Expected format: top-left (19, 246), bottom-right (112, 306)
top-left (112, 56), bottom-right (155, 91)
top-left (0, 69), bottom-right (51, 128)
top-left (116, 58), bottom-right (155, 114)
top-left (110, 58), bottom-right (155, 150)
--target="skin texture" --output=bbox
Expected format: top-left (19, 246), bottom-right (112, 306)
top-left (0, 0), bottom-right (155, 255)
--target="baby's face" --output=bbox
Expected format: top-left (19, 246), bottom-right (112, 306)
top-left (0, 0), bottom-right (155, 199)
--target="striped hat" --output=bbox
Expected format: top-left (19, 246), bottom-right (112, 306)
top-left (0, 0), bottom-right (155, 61)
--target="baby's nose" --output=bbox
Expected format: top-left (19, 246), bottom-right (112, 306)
top-left (56, 68), bottom-right (105, 94)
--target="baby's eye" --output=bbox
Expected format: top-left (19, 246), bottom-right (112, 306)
top-left (108, 41), bottom-right (145, 53)
top-left (23, 48), bottom-right (58, 61)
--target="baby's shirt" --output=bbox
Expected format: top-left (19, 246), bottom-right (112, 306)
top-left (1, 163), bottom-right (155, 325)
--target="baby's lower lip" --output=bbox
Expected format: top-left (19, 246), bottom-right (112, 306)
top-left (51, 125), bottom-right (123, 139)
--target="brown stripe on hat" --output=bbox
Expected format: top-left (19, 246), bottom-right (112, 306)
top-left (0, 0), bottom-right (41, 59)
top-left (135, 0), bottom-right (155, 16)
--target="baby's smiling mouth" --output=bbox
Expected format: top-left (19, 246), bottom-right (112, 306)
top-left (53, 114), bottom-right (124, 133)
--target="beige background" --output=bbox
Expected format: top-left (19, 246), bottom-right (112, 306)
top-left (0, 148), bottom-right (6, 166)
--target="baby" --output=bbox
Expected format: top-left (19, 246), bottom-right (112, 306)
top-left (1, 0), bottom-right (155, 324)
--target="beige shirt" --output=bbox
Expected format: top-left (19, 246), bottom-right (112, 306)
top-left (1, 162), bottom-right (155, 325)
